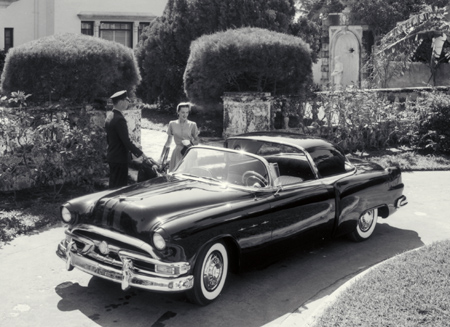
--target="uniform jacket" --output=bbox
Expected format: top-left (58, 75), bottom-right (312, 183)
top-left (105, 109), bottom-right (143, 163)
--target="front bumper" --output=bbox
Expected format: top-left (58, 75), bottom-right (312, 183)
top-left (56, 233), bottom-right (193, 292)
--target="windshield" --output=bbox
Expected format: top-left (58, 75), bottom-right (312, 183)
top-left (172, 147), bottom-right (270, 188)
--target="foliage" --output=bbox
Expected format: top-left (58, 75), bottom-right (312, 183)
top-left (289, 16), bottom-right (321, 62)
top-left (135, 0), bottom-right (297, 108)
top-left (184, 28), bottom-right (313, 105)
top-left (366, 6), bottom-right (450, 87)
top-left (306, 87), bottom-right (401, 152)
top-left (295, 0), bottom-right (345, 23)
top-left (350, 0), bottom-right (431, 38)
top-left (298, 87), bottom-right (450, 154)
top-left (1, 33), bottom-right (141, 105)
top-left (0, 49), bottom-right (6, 77)
top-left (416, 90), bottom-right (450, 153)
top-left (0, 103), bottom-right (108, 198)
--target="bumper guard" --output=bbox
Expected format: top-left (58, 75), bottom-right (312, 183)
top-left (56, 238), bottom-right (193, 292)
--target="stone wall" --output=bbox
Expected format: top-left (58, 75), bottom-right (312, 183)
top-left (222, 92), bottom-right (308, 136)
top-left (222, 92), bottom-right (272, 137)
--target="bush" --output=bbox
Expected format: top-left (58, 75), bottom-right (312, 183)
top-left (416, 91), bottom-right (450, 153)
top-left (0, 49), bottom-right (6, 78)
top-left (299, 88), bottom-right (450, 154)
top-left (184, 27), bottom-right (313, 105)
top-left (1, 33), bottom-right (141, 104)
top-left (0, 105), bottom-right (107, 196)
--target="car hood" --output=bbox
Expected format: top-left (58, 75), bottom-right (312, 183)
top-left (82, 176), bottom-right (255, 238)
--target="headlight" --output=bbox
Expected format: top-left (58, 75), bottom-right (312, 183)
top-left (153, 232), bottom-right (166, 250)
top-left (61, 206), bottom-right (74, 224)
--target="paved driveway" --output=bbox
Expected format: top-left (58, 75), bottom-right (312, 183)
top-left (0, 129), bottom-right (449, 327)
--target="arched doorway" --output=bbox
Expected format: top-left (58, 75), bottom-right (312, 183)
top-left (330, 30), bottom-right (360, 89)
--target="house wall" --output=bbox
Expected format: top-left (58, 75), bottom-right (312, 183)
top-left (0, 0), bottom-right (35, 48)
top-left (0, 0), bottom-right (167, 50)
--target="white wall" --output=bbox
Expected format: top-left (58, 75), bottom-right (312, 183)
top-left (0, 0), bottom-right (167, 50)
top-left (0, 0), bottom-right (36, 48)
top-left (53, 0), bottom-right (166, 35)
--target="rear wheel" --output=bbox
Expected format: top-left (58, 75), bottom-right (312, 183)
top-left (349, 208), bottom-right (378, 242)
top-left (186, 241), bottom-right (228, 306)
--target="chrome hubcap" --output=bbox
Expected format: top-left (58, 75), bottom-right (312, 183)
top-left (202, 251), bottom-right (223, 292)
top-left (359, 210), bottom-right (374, 232)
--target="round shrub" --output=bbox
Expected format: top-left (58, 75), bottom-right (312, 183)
top-left (184, 27), bottom-right (313, 105)
top-left (1, 33), bottom-right (141, 104)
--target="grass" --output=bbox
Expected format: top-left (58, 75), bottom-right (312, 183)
top-left (364, 151), bottom-right (450, 171)
top-left (311, 240), bottom-right (450, 327)
top-left (0, 184), bottom-right (105, 246)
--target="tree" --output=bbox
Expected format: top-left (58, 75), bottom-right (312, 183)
top-left (184, 28), bottom-right (313, 105)
top-left (349, 0), bottom-right (448, 39)
top-left (289, 16), bottom-right (321, 62)
top-left (136, 0), bottom-right (296, 108)
top-left (371, 5), bottom-right (450, 87)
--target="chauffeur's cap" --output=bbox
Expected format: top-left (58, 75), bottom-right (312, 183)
top-left (110, 90), bottom-right (129, 102)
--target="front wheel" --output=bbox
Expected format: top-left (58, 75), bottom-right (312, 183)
top-left (186, 241), bottom-right (228, 306)
top-left (349, 208), bottom-right (378, 242)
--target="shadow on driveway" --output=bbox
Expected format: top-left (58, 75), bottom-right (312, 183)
top-left (54, 222), bottom-right (422, 327)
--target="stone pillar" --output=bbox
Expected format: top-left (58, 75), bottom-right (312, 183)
top-left (222, 92), bottom-right (272, 138)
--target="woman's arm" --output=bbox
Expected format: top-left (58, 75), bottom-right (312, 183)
top-left (164, 134), bottom-right (173, 147)
top-left (190, 122), bottom-right (200, 145)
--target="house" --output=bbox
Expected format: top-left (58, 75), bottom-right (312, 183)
top-left (0, 0), bottom-right (167, 51)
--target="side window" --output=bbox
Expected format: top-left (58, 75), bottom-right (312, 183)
top-left (257, 142), bottom-right (303, 156)
top-left (309, 146), bottom-right (347, 178)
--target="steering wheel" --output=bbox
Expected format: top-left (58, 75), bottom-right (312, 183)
top-left (242, 171), bottom-right (268, 187)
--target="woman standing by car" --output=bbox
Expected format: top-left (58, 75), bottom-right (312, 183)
top-left (162, 102), bottom-right (199, 172)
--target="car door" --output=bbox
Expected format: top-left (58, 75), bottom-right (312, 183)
top-left (269, 179), bottom-right (336, 244)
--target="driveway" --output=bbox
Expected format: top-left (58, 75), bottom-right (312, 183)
top-left (0, 129), bottom-right (449, 327)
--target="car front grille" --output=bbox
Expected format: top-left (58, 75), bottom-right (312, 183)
top-left (66, 224), bottom-right (160, 271)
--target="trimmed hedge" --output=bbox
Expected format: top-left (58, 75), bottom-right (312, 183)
top-left (184, 27), bottom-right (313, 105)
top-left (0, 33), bottom-right (141, 104)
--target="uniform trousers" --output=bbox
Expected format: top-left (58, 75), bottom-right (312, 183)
top-left (108, 162), bottom-right (128, 189)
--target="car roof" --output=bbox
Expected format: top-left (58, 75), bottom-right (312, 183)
top-left (227, 131), bottom-right (335, 151)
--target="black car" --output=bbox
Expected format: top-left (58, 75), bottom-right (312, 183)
top-left (56, 132), bottom-right (407, 305)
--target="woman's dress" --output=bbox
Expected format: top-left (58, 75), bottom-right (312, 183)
top-left (167, 120), bottom-right (199, 171)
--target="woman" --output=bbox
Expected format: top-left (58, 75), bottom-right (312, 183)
top-left (162, 102), bottom-right (199, 172)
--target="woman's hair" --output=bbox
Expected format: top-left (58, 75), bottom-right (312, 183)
top-left (176, 102), bottom-right (191, 113)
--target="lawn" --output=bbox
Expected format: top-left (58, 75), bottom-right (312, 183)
top-left (310, 240), bottom-right (450, 327)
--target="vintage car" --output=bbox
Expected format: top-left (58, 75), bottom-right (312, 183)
top-left (56, 132), bottom-right (407, 305)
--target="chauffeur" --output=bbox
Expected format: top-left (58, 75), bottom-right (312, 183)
top-left (105, 90), bottom-right (148, 188)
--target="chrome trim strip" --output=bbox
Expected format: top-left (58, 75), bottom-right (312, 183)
top-left (67, 224), bottom-right (161, 259)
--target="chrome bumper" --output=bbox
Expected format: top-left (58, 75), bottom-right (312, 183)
top-left (56, 238), bottom-right (194, 292)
